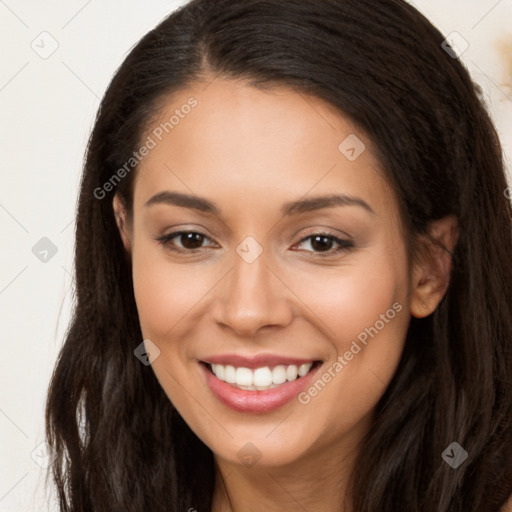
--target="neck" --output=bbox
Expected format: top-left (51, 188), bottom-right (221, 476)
top-left (210, 417), bottom-right (370, 512)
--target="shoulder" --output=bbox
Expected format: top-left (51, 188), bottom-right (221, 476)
top-left (500, 493), bottom-right (512, 512)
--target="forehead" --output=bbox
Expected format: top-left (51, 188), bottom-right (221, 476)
top-left (133, 77), bottom-right (399, 223)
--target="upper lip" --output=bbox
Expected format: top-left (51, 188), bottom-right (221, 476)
top-left (200, 353), bottom-right (321, 369)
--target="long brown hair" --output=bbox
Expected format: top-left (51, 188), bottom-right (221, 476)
top-left (45, 1), bottom-right (512, 510)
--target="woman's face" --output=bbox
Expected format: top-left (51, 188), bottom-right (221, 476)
top-left (115, 77), bottom-right (415, 469)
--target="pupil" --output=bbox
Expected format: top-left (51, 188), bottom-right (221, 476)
top-left (182, 233), bottom-right (203, 249)
top-left (311, 235), bottom-right (332, 252)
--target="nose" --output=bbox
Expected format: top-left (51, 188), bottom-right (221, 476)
top-left (211, 249), bottom-right (294, 337)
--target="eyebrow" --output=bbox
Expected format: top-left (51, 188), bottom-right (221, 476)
top-left (144, 191), bottom-right (376, 217)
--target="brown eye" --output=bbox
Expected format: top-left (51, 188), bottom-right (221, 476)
top-left (309, 235), bottom-right (336, 252)
top-left (294, 232), bottom-right (354, 256)
top-left (176, 232), bottom-right (207, 249)
top-left (155, 231), bottom-right (214, 253)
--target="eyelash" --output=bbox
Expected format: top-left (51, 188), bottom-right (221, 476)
top-left (154, 230), bottom-right (355, 257)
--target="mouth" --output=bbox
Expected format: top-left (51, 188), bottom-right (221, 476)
top-left (200, 360), bottom-right (323, 392)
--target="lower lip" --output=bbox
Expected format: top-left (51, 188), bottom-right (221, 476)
top-left (199, 361), bottom-right (322, 413)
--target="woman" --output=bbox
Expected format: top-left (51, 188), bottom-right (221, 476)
top-left (45, 0), bottom-right (512, 510)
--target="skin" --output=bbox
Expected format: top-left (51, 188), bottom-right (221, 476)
top-left (113, 76), bottom-right (458, 512)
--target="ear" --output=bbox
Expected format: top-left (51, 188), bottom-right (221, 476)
top-left (410, 215), bottom-right (459, 318)
top-left (113, 194), bottom-right (132, 254)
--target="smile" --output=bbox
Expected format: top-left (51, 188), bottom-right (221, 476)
top-left (206, 362), bottom-right (319, 391)
top-left (199, 358), bottom-right (323, 413)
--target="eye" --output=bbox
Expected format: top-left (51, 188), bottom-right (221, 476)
top-left (155, 230), bottom-right (355, 257)
top-left (293, 232), bottom-right (354, 256)
top-left (155, 231), bottom-right (216, 253)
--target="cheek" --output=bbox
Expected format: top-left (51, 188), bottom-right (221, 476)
top-left (131, 244), bottom-right (210, 339)
top-left (293, 253), bottom-right (410, 424)
top-left (290, 252), bottom-right (406, 345)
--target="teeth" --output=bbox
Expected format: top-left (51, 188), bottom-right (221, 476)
top-left (286, 365), bottom-right (298, 381)
top-left (298, 363), bottom-right (311, 377)
top-left (272, 365), bottom-right (287, 385)
top-left (224, 365), bottom-right (236, 384)
top-left (236, 367), bottom-right (253, 386)
top-left (210, 362), bottom-right (315, 390)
